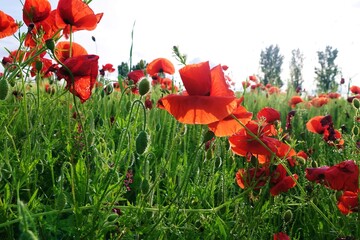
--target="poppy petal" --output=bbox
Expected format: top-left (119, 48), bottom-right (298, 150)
top-left (208, 105), bottom-right (253, 137)
top-left (179, 61), bottom-right (212, 96)
top-left (157, 95), bottom-right (238, 124)
top-left (146, 58), bottom-right (175, 76)
top-left (257, 107), bottom-right (280, 123)
top-left (210, 64), bottom-right (234, 97)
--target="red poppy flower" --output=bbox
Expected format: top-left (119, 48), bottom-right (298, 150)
top-left (327, 92), bottom-right (341, 99)
top-left (23, 0), bottom-right (51, 26)
top-left (55, 41), bottom-right (88, 62)
top-left (25, 9), bottom-right (60, 47)
top-left (56, 54), bottom-right (99, 103)
top-left (146, 58), bottom-right (175, 76)
top-left (257, 107), bottom-right (280, 124)
top-left (350, 85), bottom-right (360, 95)
top-left (273, 232), bottom-right (290, 240)
top-left (157, 62), bottom-right (238, 124)
top-left (337, 190), bottom-right (359, 215)
top-left (288, 96), bottom-right (303, 108)
top-left (306, 160), bottom-right (359, 192)
top-left (56, 0), bottom-right (103, 38)
top-left (306, 116), bottom-right (327, 134)
top-left (236, 166), bottom-right (269, 190)
top-left (208, 104), bottom-right (253, 137)
top-left (0, 10), bottom-right (19, 39)
top-left (102, 63), bottom-right (115, 73)
top-left (310, 96), bottom-right (329, 107)
top-left (30, 56), bottom-right (54, 78)
top-left (270, 164), bottom-right (298, 196)
top-left (268, 86), bottom-right (281, 95)
top-left (229, 120), bottom-right (296, 165)
top-left (306, 115), bottom-right (344, 147)
top-left (249, 75), bottom-right (257, 82)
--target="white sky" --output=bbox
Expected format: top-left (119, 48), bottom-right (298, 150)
top-left (1, 0), bottom-right (360, 93)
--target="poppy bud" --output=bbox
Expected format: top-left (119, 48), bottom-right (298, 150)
top-left (203, 130), bottom-right (215, 144)
top-left (352, 98), bottom-right (360, 110)
top-left (35, 60), bottom-right (43, 73)
top-left (0, 79), bottom-right (9, 100)
top-left (283, 209), bottom-right (293, 223)
top-left (352, 126), bottom-right (359, 137)
top-left (135, 130), bottom-right (148, 155)
top-left (55, 192), bottom-right (66, 210)
top-left (311, 160), bottom-right (318, 168)
top-left (19, 230), bottom-right (38, 240)
top-left (104, 83), bottom-right (114, 95)
top-left (138, 78), bottom-right (150, 96)
top-left (106, 213), bottom-right (118, 222)
top-left (45, 39), bottom-right (56, 53)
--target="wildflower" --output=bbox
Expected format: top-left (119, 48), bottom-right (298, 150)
top-left (337, 190), bottom-right (359, 214)
top-left (22, 0), bottom-right (51, 26)
top-left (208, 98), bottom-right (253, 137)
top-left (157, 61), bottom-right (238, 124)
top-left (55, 41), bottom-right (88, 62)
top-left (0, 10), bottom-right (19, 39)
top-left (285, 110), bottom-right (296, 131)
top-left (236, 166), bottom-right (269, 190)
top-left (229, 107), bottom-right (296, 165)
top-left (305, 160), bottom-right (359, 192)
top-left (146, 58), bottom-right (175, 76)
top-left (249, 75), bottom-right (257, 82)
top-left (56, 54), bottom-right (99, 103)
top-left (100, 63), bottom-right (115, 76)
top-left (23, 1), bottom-right (60, 47)
top-left (306, 115), bottom-right (344, 147)
top-left (309, 96), bottom-right (329, 107)
top-left (350, 85), bottom-right (360, 95)
top-left (327, 92), bottom-right (341, 99)
top-left (274, 232), bottom-right (290, 240)
top-left (55, 0), bottom-right (103, 38)
top-left (270, 164), bottom-right (298, 196)
top-left (268, 86), bottom-right (281, 95)
top-left (288, 96), bottom-right (303, 108)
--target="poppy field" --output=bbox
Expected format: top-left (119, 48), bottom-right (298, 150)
top-left (0, 0), bottom-right (360, 239)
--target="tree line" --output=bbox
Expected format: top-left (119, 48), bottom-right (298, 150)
top-left (259, 44), bottom-right (341, 93)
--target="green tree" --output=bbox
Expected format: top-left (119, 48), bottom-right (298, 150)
top-left (314, 46), bottom-right (340, 93)
top-left (289, 48), bottom-right (304, 90)
top-left (259, 44), bottom-right (284, 87)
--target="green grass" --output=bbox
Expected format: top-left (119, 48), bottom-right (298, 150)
top-left (0, 79), bottom-right (359, 240)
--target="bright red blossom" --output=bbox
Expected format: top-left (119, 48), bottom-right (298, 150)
top-left (337, 190), bottom-right (359, 215)
top-left (0, 10), bottom-right (19, 39)
top-left (23, 0), bottom-right (51, 26)
top-left (147, 58), bottom-right (175, 76)
top-left (55, 41), bottom-right (88, 62)
top-left (305, 160), bottom-right (359, 192)
top-left (274, 232), bottom-right (290, 240)
top-left (56, 0), bottom-right (103, 38)
top-left (56, 54), bottom-right (99, 103)
top-left (157, 61), bottom-right (238, 124)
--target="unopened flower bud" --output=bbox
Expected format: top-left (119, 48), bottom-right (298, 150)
top-left (45, 39), bottom-right (55, 53)
top-left (138, 78), bottom-right (150, 96)
top-left (352, 98), bottom-right (360, 110)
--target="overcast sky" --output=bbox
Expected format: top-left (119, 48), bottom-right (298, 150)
top-left (1, 0), bottom-right (360, 93)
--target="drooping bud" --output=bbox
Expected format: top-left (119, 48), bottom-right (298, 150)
top-left (45, 39), bottom-right (56, 53)
top-left (138, 78), bottom-right (150, 96)
top-left (283, 209), bottom-right (293, 223)
top-left (352, 98), bottom-right (360, 110)
top-left (0, 79), bottom-right (9, 100)
top-left (135, 130), bottom-right (148, 155)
